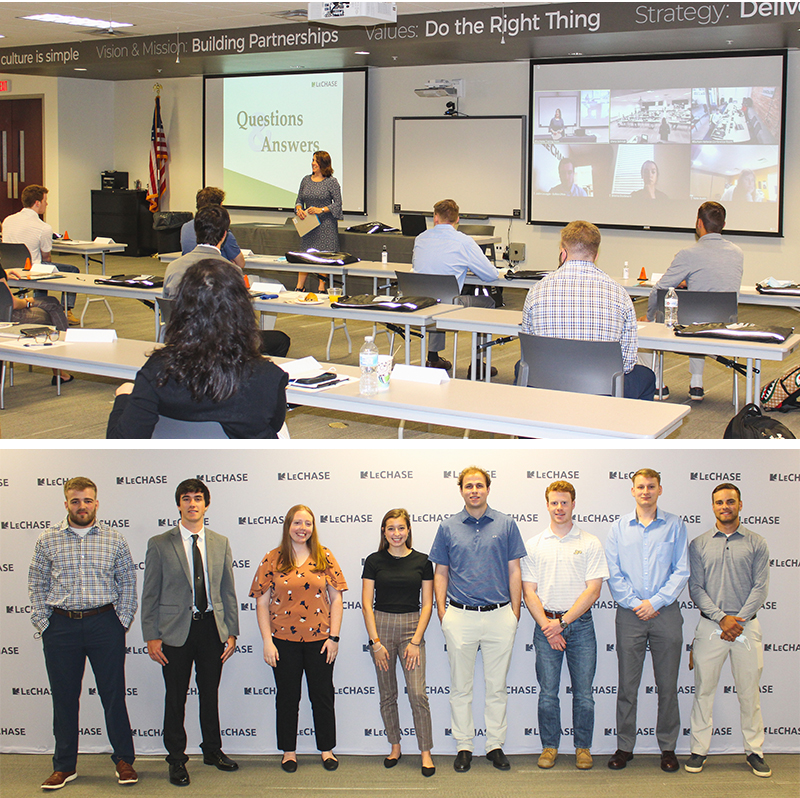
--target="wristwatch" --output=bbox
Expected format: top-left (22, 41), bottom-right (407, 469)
top-left (369, 638), bottom-right (381, 647)
top-left (328, 635), bottom-right (340, 643)
top-left (559, 619), bottom-right (569, 630)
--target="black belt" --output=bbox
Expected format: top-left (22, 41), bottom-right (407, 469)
top-left (192, 610), bottom-right (214, 620)
top-left (544, 609), bottom-right (566, 620)
top-left (52, 604), bottom-right (113, 620)
top-left (701, 612), bottom-right (755, 621)
top-left (449, 600), bottom-right (509, 612)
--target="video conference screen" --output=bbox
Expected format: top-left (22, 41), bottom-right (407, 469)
top-left (204, 69), bottom-right (367, 214)
top-left (528, 52), bottom-right (786, 236)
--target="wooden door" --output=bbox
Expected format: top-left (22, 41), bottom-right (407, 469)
top-left (0, 98), bottom-right (44, 219)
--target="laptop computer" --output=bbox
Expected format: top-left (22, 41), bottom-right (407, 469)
top-left (399, 214), bottom-right (427, 237)
top-left (395, 271), bottom-right (460, 303)
top-left (0, 242), bottom-right (33, 272)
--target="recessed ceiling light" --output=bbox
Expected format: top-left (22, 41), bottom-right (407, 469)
top-left (355, 51), bottom-right (370, 55)
top-left (74, 68), bottom-right (87, 72)
top-left (22, 13), bottom-right (132, 29)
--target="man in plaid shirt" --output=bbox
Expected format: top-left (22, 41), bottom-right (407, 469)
top-left (521, 220), bottom-right (655, 400)
top-left (28, 476), bottom-right (138, 790)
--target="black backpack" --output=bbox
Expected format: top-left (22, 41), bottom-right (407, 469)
top-left (723, 403), bottom-right (796, 439)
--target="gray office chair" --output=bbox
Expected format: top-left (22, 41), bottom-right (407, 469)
top-left (0, 242), bottom-right (33, 271)
top-left (516, 334), bottom-right (625, 397)
top-left (156, 297), bottom-right (173, 343)
top-left (151, 416), bottom-right (229, 439)
top-left (0, 282), bottom-right (13, 410)
top-left (395, 271), bottom-right (460, 302)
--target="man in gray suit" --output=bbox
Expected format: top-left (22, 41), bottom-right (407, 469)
top-left (142, 479), bottom-right (239, 786)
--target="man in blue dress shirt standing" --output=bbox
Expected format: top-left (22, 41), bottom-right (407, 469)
top-left (429, 466), bottom-right (526, 773)
top-left (605, 468), bottom-right (689, 773)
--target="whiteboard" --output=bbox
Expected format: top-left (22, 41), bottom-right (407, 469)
top-left (392, 116), bottom-right (525, 218)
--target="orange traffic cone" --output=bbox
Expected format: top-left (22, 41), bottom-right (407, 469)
top-left (62, 230), bottom-right (70, 240)
top-left (638, 266), bottom-right (647, 282)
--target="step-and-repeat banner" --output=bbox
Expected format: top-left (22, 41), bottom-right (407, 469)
top-left (1, 448), bottom-right (797, 757)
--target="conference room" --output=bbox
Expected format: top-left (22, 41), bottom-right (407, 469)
top-left (1, 2), bottom-right (800, 439)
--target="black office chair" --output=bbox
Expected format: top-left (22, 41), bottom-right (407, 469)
top-left (151, 416), bottom-right (229, 439)
top-left (516, 334), bottom-right (625, 397)
top-left (156, 297), bottom-right (173, 343)
top-left (0, 242), bottom-right (33, 271)
top-left (0, 282), bottom-right (13, 410)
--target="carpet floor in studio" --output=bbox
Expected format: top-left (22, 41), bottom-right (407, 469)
top-left (3, 252), bottom-right (800, 440)
top-left (1, 752), bottom-right (798, 798)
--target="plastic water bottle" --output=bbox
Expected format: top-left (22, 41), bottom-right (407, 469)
top-left (664, 287), bottom-right (679, 328)
top-left (381, 245), bottom-right (388, 265)
top-left (622, 261), bottom-right (629, 281)
top-left (359, 336), bottom-right (379, 396)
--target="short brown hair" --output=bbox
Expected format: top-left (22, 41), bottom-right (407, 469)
top-left (712, 482), bottom-right (741, 501)
top-left (560, 220), bottom-right (601, 260)
top-left (378, 509), bottom-right (413, 551)
top-left (314, 150), bottom-right (334, 177)
top-left (698, 201), bottom-right (726, 233)
top-left (631, 468), bottom-right (661, 485)
top-left (63, 476), bottom-right (97, 498)
top-left (545, 480), bottom-right (575, 501)
top-left (458, 466), bottom-right (491, 489)
top-left (434, 199), bottom-right (459, 224)
top-left (195, 186), bottom-right (225, 210)
top-left (21, 185), bottom-right (48, 208)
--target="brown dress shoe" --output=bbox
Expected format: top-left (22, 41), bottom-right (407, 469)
top-left (42, 771), bottom-right (77, 790)
top-left (116, 761), bottom-right (138, 784)
top-left (661, 750), bottom-right (679, 772)
top-left (608, 749), bottom-right (634, 769)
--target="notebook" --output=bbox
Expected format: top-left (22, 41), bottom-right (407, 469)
top-left (292, 213), bottom-right (321, 237)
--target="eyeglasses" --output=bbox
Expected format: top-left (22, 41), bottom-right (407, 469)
top-left (20, 330), bottom-right (60, 345)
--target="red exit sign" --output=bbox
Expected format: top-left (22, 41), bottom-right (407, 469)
top-left (0, 80), bottom-right (11, 92)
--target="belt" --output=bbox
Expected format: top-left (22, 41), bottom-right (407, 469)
top-left (449, 600), bottom-right (509, 612)
top-left (544, 609), bottom-right (566, 620)
top-left (192, 610), bottom-right (214, 620)
top-left (52, 604), bottom-right (113, 620)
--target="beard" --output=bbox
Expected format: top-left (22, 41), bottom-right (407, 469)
top-left (68, 507), bottom-right (97, 528)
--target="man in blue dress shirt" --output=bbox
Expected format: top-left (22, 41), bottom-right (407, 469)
top-left (180, 187), bottom-right (245, 268)
top-left (605, 468), bottom-right (689, 774)
top-left (429, 466), bottom-right (526, 773)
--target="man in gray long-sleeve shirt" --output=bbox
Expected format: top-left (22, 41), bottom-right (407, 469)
top-left (646, 202), bottom-right (743, 401)
top-left (685, 483), bottom-right (771, 778)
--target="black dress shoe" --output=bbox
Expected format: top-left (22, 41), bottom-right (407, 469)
top-left (421, 765), bottom-right (436, 777)
top-left (51, 375), bottom-right (75, 386)
top-left (203, 751), bottom-right (239, 771)
top-left (384, 754), bottom-right (401, 768)
top-left (661, 750), bottom-right (679, 772)
top-left (607, 749), bottom-right (634, 770)
top-left (281, 758), bottom-right (297, 773)
top-left (453, 750), bottom-right (472, 772)
top-left (322, 756), bottom-right (339, 771)
top-left (168, 763), bottom-right (190, 786)
top-left (486, 748), bottom-right (511, 770)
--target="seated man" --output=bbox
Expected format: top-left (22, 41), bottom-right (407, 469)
top-left (2, 184), bottom-right (80, 325)
top-left (165, 205), bottom-right (290, 358)
top-left (549, 159), bottom-right (588, 197)
top-left (412, 198), bottom-right (500, 371)
top-left (645, 202), bottom-right (743, 401)
top-left (180, 186), bottom-right (246, 268)
top-left (522, 220), bottom-right (655, 400)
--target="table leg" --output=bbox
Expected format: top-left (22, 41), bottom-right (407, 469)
top-left (405, 323), bottom-right (411, 365)
top-left (485, 335), bottom-right (492, 383)
top-left (745, 358), bottom-right (753, 407)
top-left (753, 358), bottom-right (762, 408)
top-left (469, 331), bottom-right (478, 380)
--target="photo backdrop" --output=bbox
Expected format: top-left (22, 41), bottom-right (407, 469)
top-left (1, 447), bottom-right (797, 757)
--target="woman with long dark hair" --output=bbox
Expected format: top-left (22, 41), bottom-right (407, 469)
top-left (106, 258), bottom-right (287, 438)
top-left (250, 505), bottom-right (348, 772)
top-left (362, 509), bottom-right (435, 776)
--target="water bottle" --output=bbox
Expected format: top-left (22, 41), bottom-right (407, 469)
top-left (664, 286), bottom-right (679, 328)
top-left (381, 245), bottom-right (388, 265)
top-left (622, 261), bottom-right (629, 281)
top-left (359, 336), bottom-right (379, 396)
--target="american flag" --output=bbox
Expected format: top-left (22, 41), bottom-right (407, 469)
top-left (146, 95), bottom-right (168, 212)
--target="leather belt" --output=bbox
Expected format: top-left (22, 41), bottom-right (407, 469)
top-left (52, 604), bottom-right (113, 620)
top-left (449, 600), bottom-right (509, 612)
top-left (192, 610), bottom-right (214, 620)
top-left (544, 610), bottom-right (566, 620)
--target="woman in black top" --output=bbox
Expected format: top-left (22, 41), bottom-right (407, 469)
top-left (362, 509), bottom-right (435, 776)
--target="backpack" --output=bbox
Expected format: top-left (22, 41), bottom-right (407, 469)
top-left (760, 365), bottom-right (800, 411)
top-left (723, 403), bottom-right (796, 439)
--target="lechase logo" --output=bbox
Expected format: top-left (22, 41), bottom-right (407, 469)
top-left (116, 475), bottom-right (168, 485)
top-left (365, 727), bottom-right (415, 736)
top-left (6, 605), bottom-right (32, 613)
top-left (1, 520), bottom-right (50, 530)
top-left (277, 471), bottom-right (330, 481)
top-left (608, 471), bottom-right (637, 480)
top-left (360, 470), bottom-right (413, 479)
top-left (312, 80), bottom-right (338, 88)
top-left (11, 686), bottom-right (51, 695)
top-left (764, 642), bottom-right (800, 652)
top-left (319, 514), bottom-right (372, 524)
top-left (740, 516), bottom-right (780, 525)
top-left (196, 472), bottom-right (248, 483)
top-left (239, 515), bottom-right (283, 525)
top-left (689, 472), bottom-right (741, 481)
top-left (770, 473), bottom-right (800, 482)
top-left (158, 518), bottom-right (209, 527)
top-left (36, 477), bottom-right (70, 486)
top-left (527, 470), bottom-right (579, 480)
top-left (0, 478), bottom-right (8, 487)
top-left (443, 470), bottom-right (497, 480)
top-left (770, 558), bottom-right (800, 568)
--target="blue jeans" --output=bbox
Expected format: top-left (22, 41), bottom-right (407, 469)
top-left (34, 261), bottom-right (79, 309)
top-left (534, 611), bottom-right (597, 749)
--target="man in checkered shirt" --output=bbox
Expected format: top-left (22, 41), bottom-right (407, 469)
top-left (521, 220), bottom-right (655, 400)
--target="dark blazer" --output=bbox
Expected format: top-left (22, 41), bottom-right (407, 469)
top-left (140, 526), bottom-right (239, 647)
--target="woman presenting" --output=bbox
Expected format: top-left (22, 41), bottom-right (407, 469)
top-left (251, 505), bottom-right (348, 772)
top-left (294, 150), bottom-right (343, 293)
top-left (362, 509), bottom-right (435, 777)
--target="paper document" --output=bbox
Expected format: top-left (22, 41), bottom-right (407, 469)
top-left (292, 214), bottom-right (320, 238)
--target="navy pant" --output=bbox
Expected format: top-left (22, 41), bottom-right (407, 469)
top-left (33, 262), bottom-right (79, 309)
top-left (42, 609), bottom-right (134, 771)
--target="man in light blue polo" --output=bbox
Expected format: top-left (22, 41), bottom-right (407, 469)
top-left (605, 468), bottom-right (689, 774)
top-left (429, 466), bottom-right (526, 773)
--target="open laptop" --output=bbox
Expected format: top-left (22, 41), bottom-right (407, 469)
top-left (395, 271), bottom-right (460, 303)
top-left (399, 214), bottom-right (427, 237)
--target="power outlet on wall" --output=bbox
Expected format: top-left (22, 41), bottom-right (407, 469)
top-left (509, 243), bottom-right (526, 262)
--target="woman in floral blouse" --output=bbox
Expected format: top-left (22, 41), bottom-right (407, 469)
top-left (250, 505), bottom-right (348, 772)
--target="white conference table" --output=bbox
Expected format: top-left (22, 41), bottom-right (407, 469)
top-left (0, 334), bottom-right (689, 439)
top-left (50, 239), bottom-right (128, 274)
top-left (623, 280), bottom-right (800, 311)
top-left (435, 306), bottom-right (800, 406)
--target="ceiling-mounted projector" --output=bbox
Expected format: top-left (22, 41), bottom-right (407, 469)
top-left (307, 2), bottom-right (397, 26)
top-left (414, 80), bottom-right (464, 99)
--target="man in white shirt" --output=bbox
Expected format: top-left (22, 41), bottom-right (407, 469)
top-left (521, 480), bottom-right (609, 771)
top-left (2, 184), bottom-right (80, 324)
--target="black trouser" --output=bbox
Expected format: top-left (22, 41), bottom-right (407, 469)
top-left (259, 330), bottom-right (291, 358)
top-left (272, 637), bottom-right (336, 752)
top-left (161, 613), bottom-right (224, 764)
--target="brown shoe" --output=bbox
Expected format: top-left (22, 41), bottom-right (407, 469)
top-left (425, 357), bottom-right (452, 371)
top-left (42, 771), bottom-right (77, 790)
top-left (661, 750), bottom-right (679, 772)
top-left (576, 748), bottom-right (593, 769)
top-left (66, 311), bottom-right (80, 326)
top-left (538, 748), bottom-right (558, 769)
top-left (608, 749), bottom-right (633, 770)
top-left (116, 762), bottom-right (138, 784)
